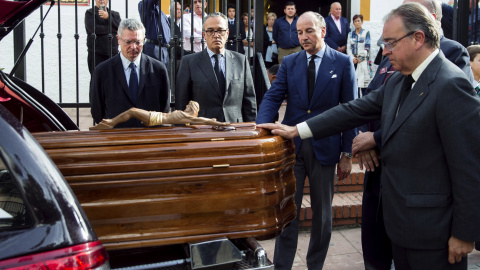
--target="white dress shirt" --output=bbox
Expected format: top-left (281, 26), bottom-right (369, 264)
top-left (182, 12), bottom-right (204, 52)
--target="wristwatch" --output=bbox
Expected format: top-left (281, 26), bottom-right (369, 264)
top-left (341, 152), bottom-right (353, 158)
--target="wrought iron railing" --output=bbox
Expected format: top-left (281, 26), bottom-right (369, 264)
top-left (10, 0), bottom-right (267, 127)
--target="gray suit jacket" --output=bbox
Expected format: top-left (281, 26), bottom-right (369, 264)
top-left (175, 49), bottom-right (256, 123)
top-left (305, 51), bottom-right (480, 249)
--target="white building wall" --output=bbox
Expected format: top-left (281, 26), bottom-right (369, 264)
top-left (0, 1), bottom-right (142, 104)
top-left (360, 0), bottom-right (402, 72)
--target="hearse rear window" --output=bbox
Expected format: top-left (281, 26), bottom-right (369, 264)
top-left (0, 156), bottom-right (31, 229)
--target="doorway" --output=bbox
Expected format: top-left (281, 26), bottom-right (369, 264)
top-left (264, 0), bottom-right (351, 23)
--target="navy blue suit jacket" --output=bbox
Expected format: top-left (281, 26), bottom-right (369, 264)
top-left (324, 15), bottom-right (350, 50)
top-left (257, 46), bottom-right (357, 165)
top-left (90, 53), bottom-right (170, 128)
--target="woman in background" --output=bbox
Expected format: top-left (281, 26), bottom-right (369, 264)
top-left (347, 14), bottom-right (371, 97)
top-left (264, 12), bottom-right (278, 69)
top-left (242, 13), bottom-right (254, 63)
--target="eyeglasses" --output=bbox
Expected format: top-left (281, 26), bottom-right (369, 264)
top-left (204, 29), bottom-right (227, 36)
top-left (119, 38), bottom-right (145, 46)
top-left (382, 31), bottom-right (416, 51)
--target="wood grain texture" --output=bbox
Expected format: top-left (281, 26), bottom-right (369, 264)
top-left (34, 123), bottom-right (296, 250)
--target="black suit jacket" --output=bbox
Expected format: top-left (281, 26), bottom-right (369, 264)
top-left (85, 6), bottom-right (121, 55)
top-left (226, 19), bottom-right (246, 54)
top-left (306, 51), bottom-right (480, 249)
top-left (90, 53), bottom-right (170, 128)
top-left (175, 49), bottom-right (256, 123)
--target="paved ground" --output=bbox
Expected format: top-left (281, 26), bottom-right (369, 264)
top-left (258, 226), bottom-right (480, 270)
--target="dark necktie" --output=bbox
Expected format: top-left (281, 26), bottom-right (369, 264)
top-left (398, 75), bottom-right (414, 110)
top-left (129, 62), bottom-right (139, 104)
top-left (213, 54), bottom-right (226, 97)
top-left (308, 55), bottom-right (317, 102)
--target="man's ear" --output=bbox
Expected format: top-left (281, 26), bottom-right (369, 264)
top-left (413, 31), bottom-right (426, 48)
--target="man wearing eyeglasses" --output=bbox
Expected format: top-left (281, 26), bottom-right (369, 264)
top-left (90, 18), bottom-right (170, 128)
top-left (351, 1), bottom-right (475, 268)
top-left (259, 3), bottom-right (480, 269)
top-left (175, 12), bottom-right (256, 123)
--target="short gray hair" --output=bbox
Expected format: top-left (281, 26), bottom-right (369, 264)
top-left (330, 2), bottom-right (341, 9)
top-left (385, 2), bottom-right (439, 49)
top-left (299, 11), bottom-right (326, 30)
top-left (118, 18), bottom-right (146, 38)
top-left (203, 12), bottom-right (228, 30)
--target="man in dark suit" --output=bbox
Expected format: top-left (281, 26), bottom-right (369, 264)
top-left (175, 12), bottom-right (256, 123)
top-left (356, 1), bottom-right (476, 269)
top-left (257, 11), bottom-right (357, 269)
top-left (90, 18), bottom-right (170, 128)
top-left (138, 0), bottom-right (172, 67)
top-left (225, 3), bottom-right (245, 54)
top-left (324, 2), bottom-right (350, 53)
top-left (84, 0), bottom-right (121, 75)
top-left (259, 3), bottom-right (480, 269)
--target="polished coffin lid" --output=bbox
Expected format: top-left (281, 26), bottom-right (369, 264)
top-left (33, 123), bottom-right (296, 250)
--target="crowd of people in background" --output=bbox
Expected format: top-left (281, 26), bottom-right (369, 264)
top-left (85, 0), bottom-right (480, 269)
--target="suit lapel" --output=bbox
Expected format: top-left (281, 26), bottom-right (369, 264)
top-left (113, 54), bottom-right (132, 102)
top-left (225, 50), bottom-right (236, 100)
top-left (197, 50), bottom-right (223, 99)
top-left (328, 16), bottom-right (341, 35)
top-left (341, 17), bottom-right (347, 35)
top-left (383, 54), bottom-right (441, 145)
top-left (311, 46), bottom-right (335, 106)
top-left (138, 54), bottom-right (147, 97)
top-left (293, 50), bottom-right (309, 109)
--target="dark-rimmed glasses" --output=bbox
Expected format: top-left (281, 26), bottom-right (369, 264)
top-left (382, 31), bottom-right (416, 51)
top-left (204, 29), bottom-right (227, 36)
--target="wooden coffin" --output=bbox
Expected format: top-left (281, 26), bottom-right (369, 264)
top-left (33, 123), bottom-right (296, 251)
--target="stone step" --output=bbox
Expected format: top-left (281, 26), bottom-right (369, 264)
top-left (299, 191), bottom-right (363, 228)
top-left (300, 161), bottom-right (365, 228)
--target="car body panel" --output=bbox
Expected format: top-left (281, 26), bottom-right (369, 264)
top-left (0, 104), bottom-right (96, 261)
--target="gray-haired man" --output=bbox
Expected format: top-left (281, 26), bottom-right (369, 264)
top-left (90, 18), bottom-right (170, 128)
top-left (175, 12), bottom-right (256, 123)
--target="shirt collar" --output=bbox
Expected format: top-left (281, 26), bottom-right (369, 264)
top-left (331, 14), bottom-right (340, 21)
top-left (120, 52), bottom-right (142, 70)
top-left (206, 47), bottom-right (226, 57)
top-left (306, 45), bottom-right (326, 60)
top-left (411, 49), bottom-right (439, 82)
